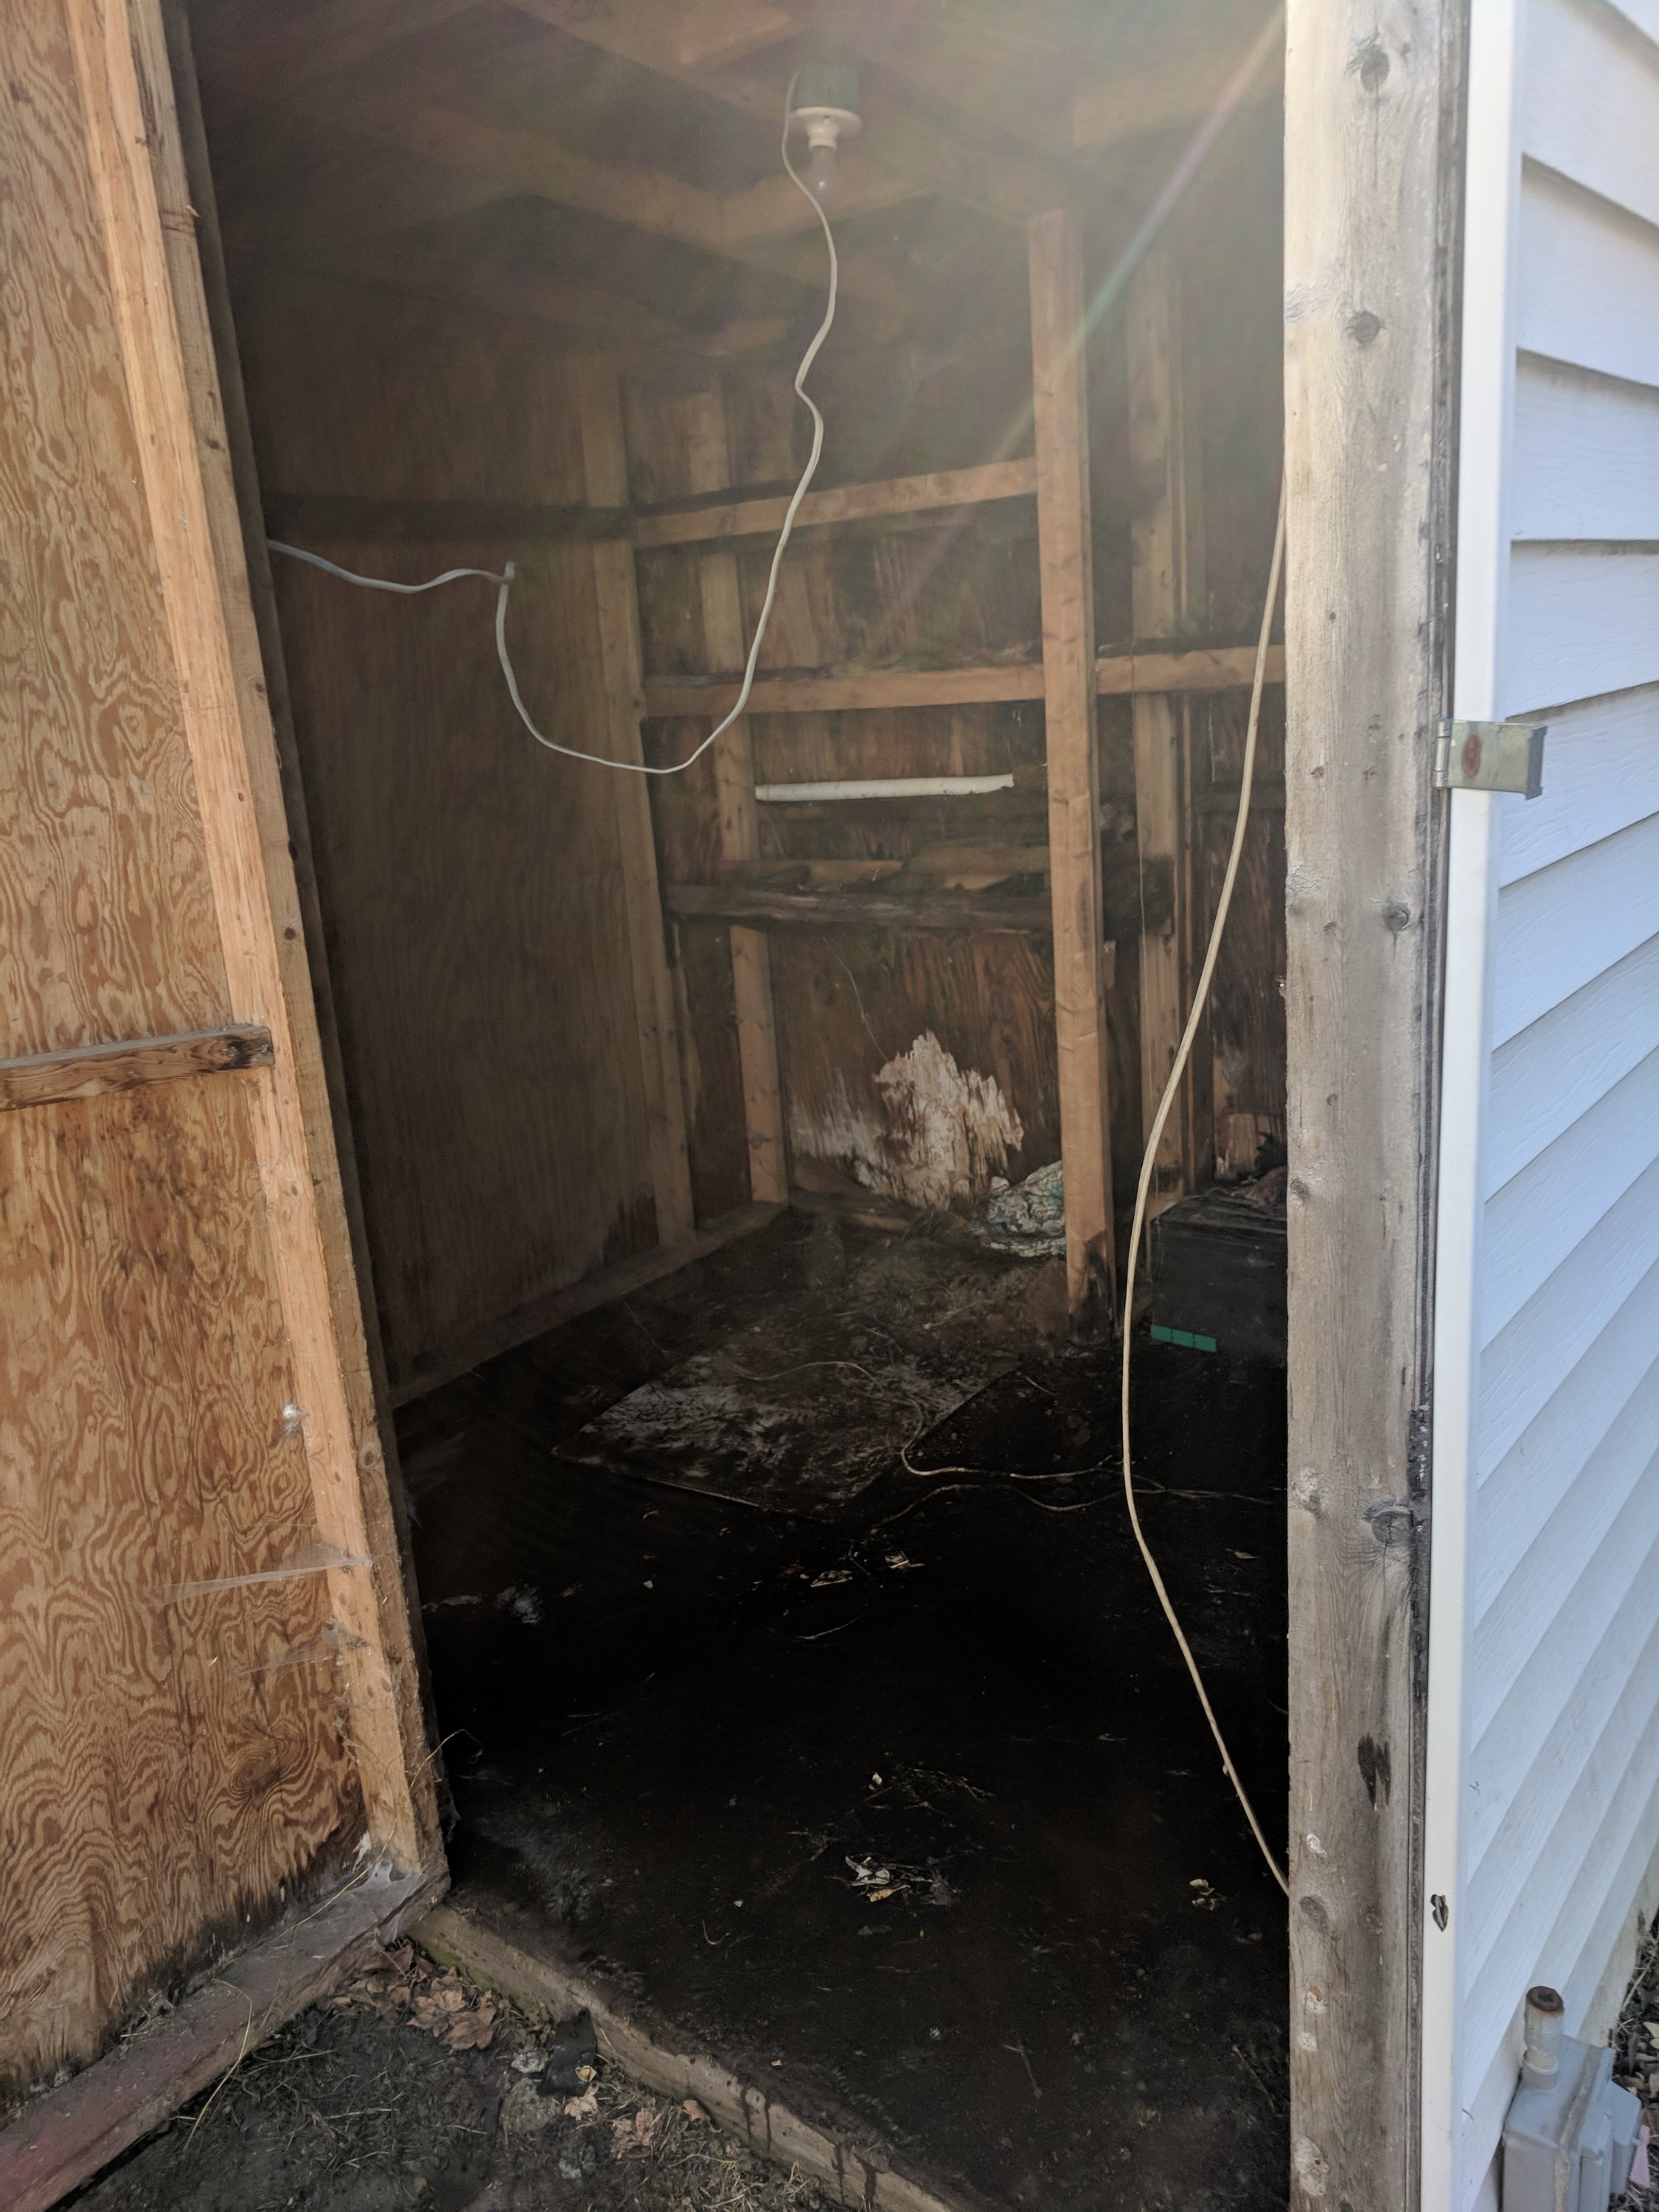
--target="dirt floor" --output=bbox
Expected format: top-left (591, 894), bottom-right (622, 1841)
top-left (401, 1212), bottom-right (1291, 2211)
top-left (69, 1942), bottom-right (835, 2212)
top-left (72, 1208), bottom-right (1290, 2212)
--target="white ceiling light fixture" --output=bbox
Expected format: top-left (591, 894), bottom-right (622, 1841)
top-left (788, 61), bottom-right (861, 209)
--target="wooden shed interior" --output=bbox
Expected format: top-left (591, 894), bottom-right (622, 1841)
top-left (170, 0), bottom-right (1290, 2198)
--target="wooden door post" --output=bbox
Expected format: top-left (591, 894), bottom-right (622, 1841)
top-left (1128, 249), bottom-right (1208, 1203)
top-left (1029, 208), bottom-right (1116, 1328)
top-left (572, 357), bottom-right (696, 1249)
top-left (1283, 3), bottom-right (1461, 2207)
top-left (684, 382), bottom-right (788, 1207)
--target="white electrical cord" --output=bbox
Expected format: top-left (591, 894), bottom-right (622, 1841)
top-left (1121, 476), bottom-right (1290, 1900)
top-left (267, 77), bottom-right (837, 779)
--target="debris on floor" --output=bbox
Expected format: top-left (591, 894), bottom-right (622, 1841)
top-left (71, 1941), bottom-right (837, 2212)
top-left (550, 1233), bottom-right (1044, 1515)
top-left (555, 1340), bottom-right (992, 1516)
top-left (400, 1214), bottom-right (1290, 2211)
top-left (968, 1159), bottom-right (1066, 1257)
top-left (333, 1940), bottom-right (501, 2050)
top-left (1612, 1916), bottom-right (1659, 2211)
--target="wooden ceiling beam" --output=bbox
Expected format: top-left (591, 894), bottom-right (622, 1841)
top-left (233, 218), bottom-right (787, 362)
top-left (191, 0), bottom-right (491, 124)
top-left (347, 94), bottom-right (726, 249)
top-left (502, 0), bottom-right (1068, 229)
top-left (215, 132), bottom-right (788, 361)
top-left (672, 0), bottom-right (800, 71)
top-left (310, 87), bottom-right (905, 321)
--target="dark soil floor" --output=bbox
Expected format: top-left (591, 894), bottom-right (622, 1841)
top-left (70, 1944), bottom-right (835, 2212)
top-left (400, 1212), bottom-right (1290, 2212)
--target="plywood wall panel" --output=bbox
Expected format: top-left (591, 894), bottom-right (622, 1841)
top-left (773, 930), bottom-right (1060, 1213)
top-left (0, 1078), bottom-right (360, 2089)
top-left (235, 273), bottom-right (588, 507)
top-left (271, 539), bottom-right (658, 1382)
top-left (0, 0), bottom-right (227, 1059)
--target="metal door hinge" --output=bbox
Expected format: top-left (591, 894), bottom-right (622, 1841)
top-left (1434, 718), bottom-right (1546, 799)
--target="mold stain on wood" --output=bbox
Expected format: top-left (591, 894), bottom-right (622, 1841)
top-left (792, 1028), bottom-right (1024, 1212)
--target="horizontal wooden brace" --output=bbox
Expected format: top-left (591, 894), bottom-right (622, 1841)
top-left (644, 644), bottom-right (1286, 720)
top-left (649, 665), bottom-right (1044, 718)
top-left (631, 457), bottom-right (1038, 549)
top-left (266, 493), bottom-right (631, 545)
top-left (0, 1025), bottom-right (274, 1111)
top-left (1098, 643), bottom-right (1287, 697)
top-left (666, 883), bottom-right (1059, 934)
top-left (264, 462), bottom-right (1040, 557)
top-left (389, 1200), bottom-right (783, 1405)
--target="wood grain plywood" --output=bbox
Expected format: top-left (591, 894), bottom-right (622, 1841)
top-left (272, 539), bottom-right (658, 1384)
top-left (771, 927), bottom-right (1060, 1216)
top-left (0, 1079), bottom-right (361, 2090)
top-left (0, 0), bottom-right (227, 1058)
top-left (240, 275), bottom-right (663, 1386)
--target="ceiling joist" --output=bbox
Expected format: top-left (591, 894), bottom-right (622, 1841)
top-left (503, 0), bottom-right (1070, 226)
top-left (291, 84), bottom-right (908, 321)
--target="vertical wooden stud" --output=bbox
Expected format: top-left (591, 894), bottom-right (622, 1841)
top-left (684, 383), bottom-right (788, 1207)
top-left (1029, 208), bottom-right (1116, 1328)
top-left (572, 355), bottom-right (697, 1249)
top-left (1128, 249), bottom-right (1207, 1206)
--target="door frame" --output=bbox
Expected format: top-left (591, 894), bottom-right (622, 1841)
top-left (1282, 1), bottom-right (1466, 2206)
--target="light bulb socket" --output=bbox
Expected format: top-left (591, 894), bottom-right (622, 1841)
top-left (793, 61), bottom-right (859, 120)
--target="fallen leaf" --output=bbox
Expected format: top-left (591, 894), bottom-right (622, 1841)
top-left (611, 2107), bottom-right (661, 2159)
top-left (866, 1887), bottom-right (901, 1904)
top-left (565, 2089), bottom-right (600, 2121)
top-left (445, 2008), bottom-right (497, 2051)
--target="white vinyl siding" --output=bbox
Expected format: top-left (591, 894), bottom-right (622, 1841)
top-left (1428, 0), bottom-right (1659, 2203)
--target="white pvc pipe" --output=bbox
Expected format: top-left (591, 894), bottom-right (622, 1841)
top-left (754, 774), bottom-right (1015, 802)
